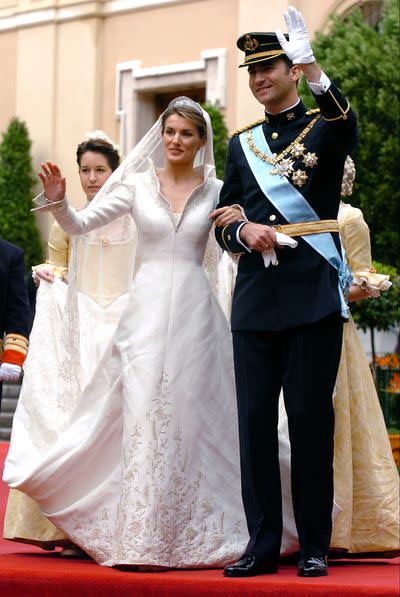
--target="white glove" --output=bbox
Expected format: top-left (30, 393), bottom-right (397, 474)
top-left (276, 5), bottom-right (315, 64)
top-left (0, 362), bottom-right (22, 382)
top-left (262, 232), bottom-right (298, 268)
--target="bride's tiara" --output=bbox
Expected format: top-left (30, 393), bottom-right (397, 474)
top-left (167, 96), bottom-right (203, 115)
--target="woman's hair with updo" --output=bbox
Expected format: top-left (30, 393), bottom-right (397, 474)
top-left (161, 105), bottom-right (207, 140)
top-left (76, 135), bottom-right (121, 172)
top-left (341, 155), bottom-right (356, 197)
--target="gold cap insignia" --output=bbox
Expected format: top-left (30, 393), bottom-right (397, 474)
top-left (244, 35), bottom-right (259, 51)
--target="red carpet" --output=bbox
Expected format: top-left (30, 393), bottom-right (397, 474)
top-left (1, 442), bottom-right (399, 596)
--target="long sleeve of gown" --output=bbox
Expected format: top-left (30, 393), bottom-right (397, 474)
top-left (339, 205), bottom-right (371, 272)
top-left (47, 222), bottom-right (69, 268)
top-left (32, 221), bottom-right (70, 280)
top-left (338, 204), bottom-right (391, 294)
top-left (33, 181), bottom-right (135, 236)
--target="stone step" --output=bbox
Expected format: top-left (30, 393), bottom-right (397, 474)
top-left (0, 411), bottom-right (14, 429)
top-left (1, 397), bottom-right (18, 413)
top-left (0, 427), bottom-right (11, 441)
top-left (1, 382), bottom-right (22, 400)
top-left (1, 382), bottom-right (21, 441)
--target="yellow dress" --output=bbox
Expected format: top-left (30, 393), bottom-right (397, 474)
top-left (330, 203), bottom-right (399, 554)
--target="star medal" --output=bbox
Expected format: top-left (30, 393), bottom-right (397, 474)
top-left (290, 143), bottom-right (305, 158)
top-left (292, 169), bottom-right (308, 187)
top-left (302, 152), bottom-right (318, 168)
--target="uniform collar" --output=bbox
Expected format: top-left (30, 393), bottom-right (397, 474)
top-left (264, 100), bottom-right (306, 126)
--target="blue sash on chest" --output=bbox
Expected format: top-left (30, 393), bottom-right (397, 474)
top-left (239, 124), bottom-right (351, 318)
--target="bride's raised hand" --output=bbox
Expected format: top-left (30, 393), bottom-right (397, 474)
top-left (38, 161), bottom-right (66, 202)
top-left (209, 205), bottom-right (246, 227)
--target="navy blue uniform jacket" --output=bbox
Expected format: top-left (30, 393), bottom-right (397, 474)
top-left (215, 82), bottom-right (358, 331)
top-left (0, 239), bottom-right (29, 341)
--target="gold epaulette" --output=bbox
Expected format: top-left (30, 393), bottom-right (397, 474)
top-left (231, 118), bottom-right (266, 137)
top-left (305, 108), bottom-right (320, 116)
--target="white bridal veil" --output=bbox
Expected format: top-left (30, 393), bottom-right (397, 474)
top-left (50, 96), bottom-right (226, 433)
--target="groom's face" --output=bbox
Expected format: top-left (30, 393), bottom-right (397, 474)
top-left (248, 58), bottom-right (297, 111)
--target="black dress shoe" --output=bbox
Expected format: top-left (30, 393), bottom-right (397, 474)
top-left (224, 555), bottom-right (278, 577)
top-left (298, 556), bottom-right (328, 577)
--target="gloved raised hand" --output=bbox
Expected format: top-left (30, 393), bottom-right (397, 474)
top-left (0, 362), bottom-right (22, 382)
top-left (276, 5), bottom-right (315, 64)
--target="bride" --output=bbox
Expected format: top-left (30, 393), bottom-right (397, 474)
top-left (3, 97), bottom-right (300, 567)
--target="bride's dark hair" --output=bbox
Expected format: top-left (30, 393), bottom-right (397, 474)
top-left (161, 105), bottom-right (207, 140)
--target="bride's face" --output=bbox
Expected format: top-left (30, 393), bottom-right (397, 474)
top-left (162, 114), bottom-right (205, 166)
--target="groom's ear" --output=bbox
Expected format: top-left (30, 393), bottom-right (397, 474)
top-left (290, 64), bottom-right (302, 85)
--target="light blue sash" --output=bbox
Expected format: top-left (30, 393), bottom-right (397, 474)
top-left (239, 125), bottom-right (351, 317)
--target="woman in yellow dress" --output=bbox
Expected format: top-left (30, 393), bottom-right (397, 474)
top-left (329, 157), bottom-right (399, 555)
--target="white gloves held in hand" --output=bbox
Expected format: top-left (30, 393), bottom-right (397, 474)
top-left (276, 5), bottom-right (315, 65)
top-left (0, 362), bottom-right (22, 382)
top-left (262, 232), bottom-right (298, 268)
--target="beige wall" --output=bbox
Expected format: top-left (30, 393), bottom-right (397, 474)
top-left (9, 18), bottom-right (103, 236)
top-left (14, 24), bottom-right (57, 239)
top-left (101, 0), bottom-right (239, 138)
top-left (53, 18), bottom-right (103, 209)
top-left (0, 30), bottom-right (17, 132)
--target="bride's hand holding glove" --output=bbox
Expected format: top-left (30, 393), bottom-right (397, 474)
top-left (38, 161), bottom-right (66, 203)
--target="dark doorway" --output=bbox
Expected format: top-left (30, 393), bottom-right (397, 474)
top-left (154, 88), bottom-right (206, 117)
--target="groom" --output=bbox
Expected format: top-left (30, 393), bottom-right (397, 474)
top-left (214, 6), bottom-right (358, 577)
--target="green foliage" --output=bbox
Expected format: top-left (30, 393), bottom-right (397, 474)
top-left (351, 261), bottom-right (400, 332)
top-left (202, 103), bottom-right (228, 179)
top-left (299, 0), bottom-right (400, 267)
top-left (0, 118), bottom-right (43, 270)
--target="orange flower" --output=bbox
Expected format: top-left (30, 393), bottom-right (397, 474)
top-left (375, 353), bottom-right (400, 369)
top-left (388, 372), bottom-right (400, 394)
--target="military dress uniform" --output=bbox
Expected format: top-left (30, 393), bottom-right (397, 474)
top-left (0, 240), bottom-right (29, 408)
top-left (215, 77), bottom-right (358, 563)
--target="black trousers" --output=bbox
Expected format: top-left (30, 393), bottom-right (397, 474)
top-left (232, 314), bottom-right (343, 561)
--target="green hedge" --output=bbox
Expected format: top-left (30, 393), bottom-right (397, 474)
top-left (202, 103), bottom-right (228, 180)
top-left (0, 118), bottom-right (43, 270)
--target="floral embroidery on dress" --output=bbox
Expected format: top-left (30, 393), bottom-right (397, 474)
top-left (60, 369), bottom-right (244, 567)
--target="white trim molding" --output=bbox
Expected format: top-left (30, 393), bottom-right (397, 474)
top-left (0, 0), bottom-right (182, 31)
top-left (115, 49), bottom-right (227, 154)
